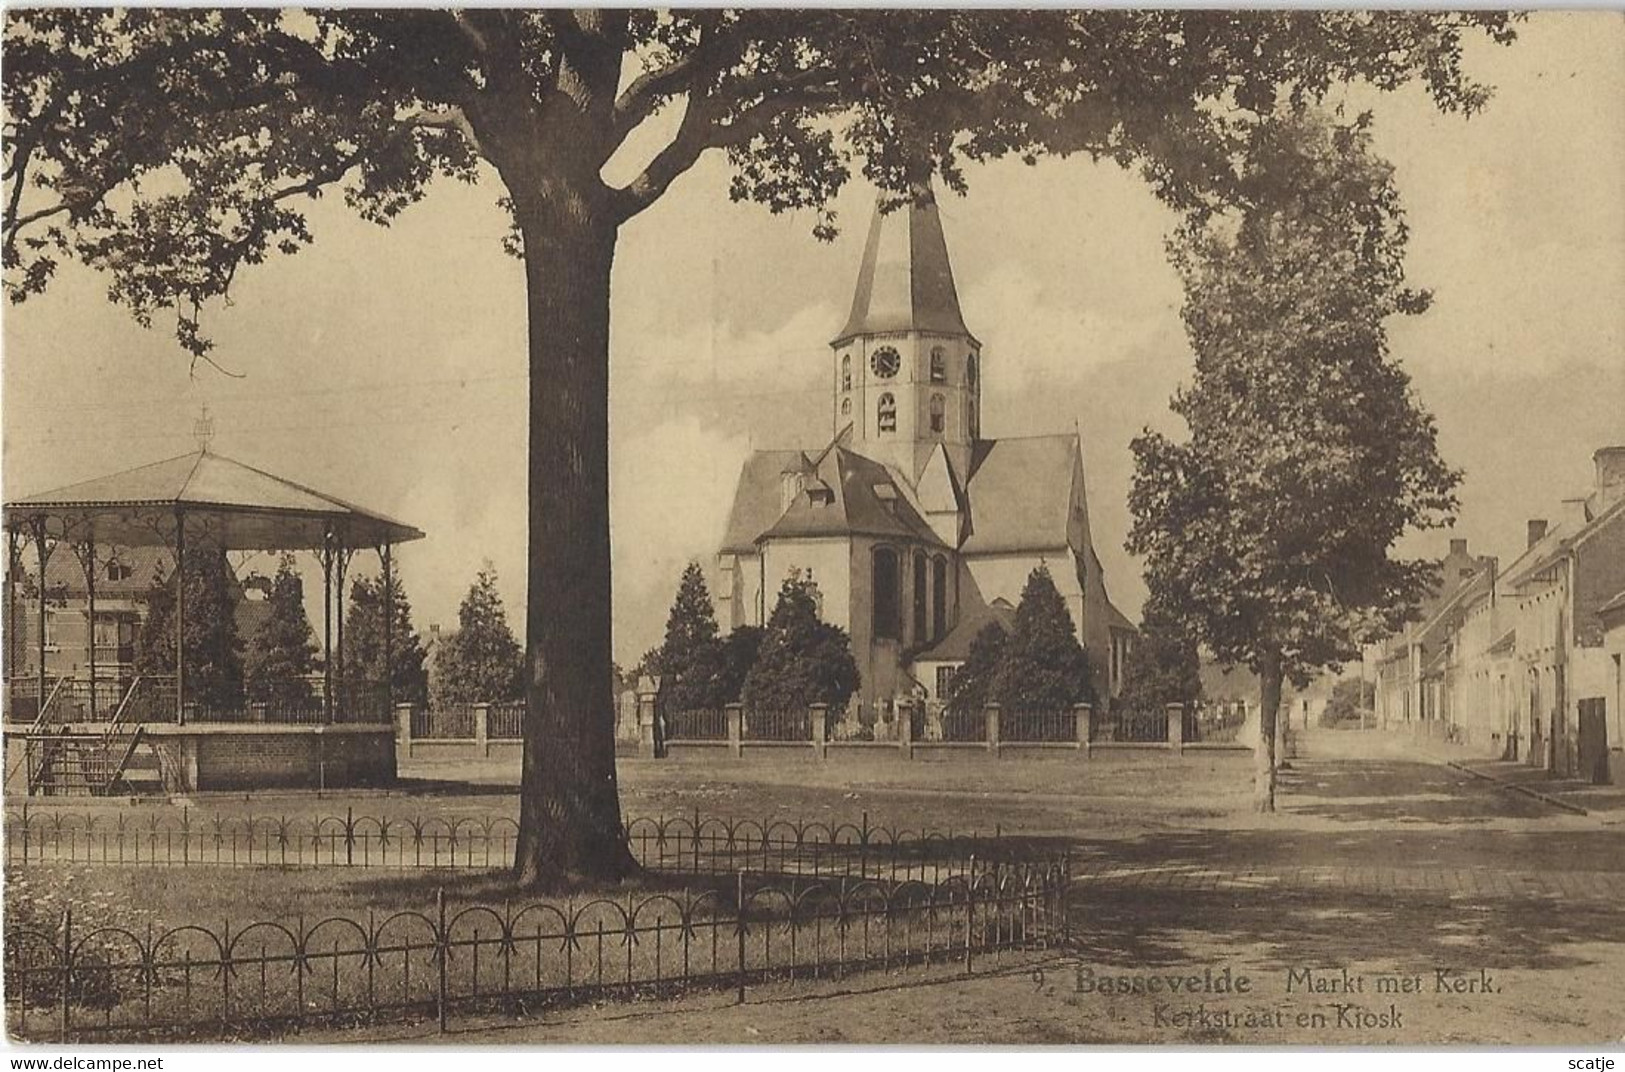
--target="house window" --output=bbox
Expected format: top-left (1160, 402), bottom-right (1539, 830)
top-left (913, 551), bottom-right (928, 640)
top-left (104, 560), bottom-right (132, 582)
top-left (930, 346), bottom-right (947, 383)
top-left (873, 548), bottom-right (900, 640)
top-left (929, 394), bottom-right (945, 434)
top-left (936, 665), bottom-right (958, 699)
top-left (841, 353), bottom-right (852, 391)
top-left (932, 555), bottom-right (948, 639)
top-left (877, 393), bottom-right (897, 434)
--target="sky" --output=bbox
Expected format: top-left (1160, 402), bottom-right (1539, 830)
top-left (3, 11), bottom-right (1623, 666)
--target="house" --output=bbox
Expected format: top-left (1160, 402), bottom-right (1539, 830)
top-left (1497, 447), bottom-right (1625, 780)
top-left (1599, 588), bottom-right (1625, 783)
top-left (715, 188), bottom-right (1133, 709)
top-left (1370, 538), bottom-right (1497, 729)
top-left (5, 547), bottom-right (283, 690)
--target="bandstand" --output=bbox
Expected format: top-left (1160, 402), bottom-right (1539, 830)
top-left (2, 445), bottom-right (424, 795)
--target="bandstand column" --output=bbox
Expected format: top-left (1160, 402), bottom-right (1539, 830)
top-left (379, 543), bottom-right (395, 716)
top-left (31, 517), bottom-right (54, 721)
top-left (174, 510), bottom-right (186, 725)
top-left (335, 542), bottom-right (351, 714)
top-left (5, 526), bottom-right (20, 688)
top-left (321, 527), bottom-right (334, 724)
top-left (79, 533), bottom-right (97, 720)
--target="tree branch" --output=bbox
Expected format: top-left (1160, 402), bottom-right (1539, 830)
top-left (403, 105), bottom-right (485, 156)
top-left (612, 13), bottom-right (724, 139)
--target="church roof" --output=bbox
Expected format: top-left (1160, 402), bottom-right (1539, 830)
top-left (960, 435), bottom-right (1081, 555)
top-left (831, 188), bottom-right (974, 347)
top-left (721, 440), bottom-right (945, 552)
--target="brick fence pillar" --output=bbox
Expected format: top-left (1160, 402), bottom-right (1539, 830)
top-left (1074, 703), bottom-right (1092, 757)
top-left (395, 702), bottom-right (415, 761)
top-left (985, 703), bottom-right (1001, 758)
top-left (810, 703), bottom-right (828, 761)
top-left (726, 703), bottom-right (743, 758)
top-left (1167, 703), bottom-right (1185, 754)
top-left (473, 702), bottom-right (490, 758)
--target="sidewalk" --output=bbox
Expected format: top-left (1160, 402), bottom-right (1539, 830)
top-left (1415, 743), bottom-right (1625, 823)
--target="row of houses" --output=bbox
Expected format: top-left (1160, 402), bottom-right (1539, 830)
top-left (1371, 446), bottom-right (1625, 784)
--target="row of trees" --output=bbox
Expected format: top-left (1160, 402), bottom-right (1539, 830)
top-left (652, 563), bottom-right (860, 719)
top-left (125, 550), bottom-right (533, 713)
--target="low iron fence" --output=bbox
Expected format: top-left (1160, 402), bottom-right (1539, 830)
top-left (486, 704), bottom-right (524, 740)
top-left (410, 705), bottom-right (476, 740)
top-left (4, 808), bottom-right (1034, 882)
top-left (1000, 709), bottom-right (1078, 744)
top-left (1094, 706), bottom-right (1169, 743)
top-left (741, 708), bottom-right (811, 743)
top-left (1187, 706), bottom-right (1247, 745)
top-left (5, 858), bottom-right (1067, 1042)
top-left (664, 707), bottom-right (727, 742)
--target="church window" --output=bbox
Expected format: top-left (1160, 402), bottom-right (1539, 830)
top-left (873, 548), bottom-right (900, 640)
top-left (840, 396), bottom-right (852, 417)
top-left (870, 346), bottom-right (901, 379)
top-left (841, 353), bottom-right (852, 391)
top-left (929, 394), bottom-right (946, 434)
top-left (966, 354), bottom-right (978, 388)
top-left (877, 393), bottom-right (897, 434)
top-left (933, 555), bottom-right (948, 639)
top-left (913, 552), bottom-right (929, 640)
top-left (930, 347), bottom-right (947, 383)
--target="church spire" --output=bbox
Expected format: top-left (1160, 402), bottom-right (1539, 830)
top-left (831, 186), bottom-right (975, 347)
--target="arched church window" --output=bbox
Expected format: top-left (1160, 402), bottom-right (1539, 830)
top-left (840, 396), bottom-right (852, 417)
top-left (929, 394), bottom-right (946, 434)
top-left (913, 551), bottom-right (928, 640)
top-left (841, 353), bottom-right (852, 391)
top-left (873, 548), bottom-right (900, 640)
top-left (930, 347), bottom-right (947, 383)
top-left (877, 393), bottom-right (897, 434)
top-left (932, 555), bottom-right (949, 639)
top-left (966, 353), bottom-right (978, 388)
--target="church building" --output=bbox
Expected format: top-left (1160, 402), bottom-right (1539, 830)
top-left (716, 190), bottom-right (1135, 709)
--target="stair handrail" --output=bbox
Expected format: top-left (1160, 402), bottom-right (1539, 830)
top-left (101, 675), bottom-right (143, 743)
top-left (101, 725), bottom-right (146, 795)
top-left (28, 676), bottom-right (67, 734)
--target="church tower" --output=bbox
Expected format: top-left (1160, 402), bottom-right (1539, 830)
top-left (829, 187), bottom-right (981, 482)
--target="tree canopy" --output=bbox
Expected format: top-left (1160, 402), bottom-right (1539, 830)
top-left (133, 547), bottom-right (244, 711)
top-left (1126, 110), bottom-right (1461, 809)
top-left (988, 565), bottom-right (1095, 712)
top-left (654, 562), bottom-right (725, 712)
top-left (741, 572), bottom-right (859, 714)
top-left (943, 621), bottom-right (1008, 720)
top-left (343, 568), bottom-right (429, 707)
top-left (432, 563), bottom-right (523, 706)
top-left (243, 553), bottom-right (316, 708)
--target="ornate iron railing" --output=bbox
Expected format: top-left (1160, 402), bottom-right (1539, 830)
top-left (6, 860), bottom-right (1067, 1041)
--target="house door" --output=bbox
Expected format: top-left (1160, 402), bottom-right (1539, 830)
top-left (1578, 698), bottom-right (1609, 786)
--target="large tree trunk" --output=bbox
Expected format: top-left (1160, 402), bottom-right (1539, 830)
top-left (504, 160), bottom-right (637, 887)
top-left (1255, 650), bottom-right (1283, 813)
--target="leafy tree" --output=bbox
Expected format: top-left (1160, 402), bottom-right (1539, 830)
top-left (714, 626), bottom-right (765, 707)
top-left (944, 622), bottom-right (1008, 719)
top-left (653, 563), bottom-right (725, 712)
top-left (742, 573), bottom-right (859, 713)
top-left (244, 553), bottom-right (316, 707)
top-left (1322, 677), bottom-right (1377, 727)
top-left (989, 565), bottom-right (1095, 712)
top-left (433, 563), bottom-right (523, 706)
top-left (1115, 594), bottom-right (1202, 716)
top-left (343, 569), bottom-right (430, 708)
top-left (3, 10), bottom-right (1514, 883)
top-left (132, 548), bottom-right (244, 711)
top-left (1127, 110), bottom-right (1460, 811)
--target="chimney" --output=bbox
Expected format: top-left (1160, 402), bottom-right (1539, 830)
top-left (1449, 538), bottom-right (1468, 557)
top-left (1527, 519), bottom-right (1548, 549)
top-left (1596, 446), bottom-right (1625, 506)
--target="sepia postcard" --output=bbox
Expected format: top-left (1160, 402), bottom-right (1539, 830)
top-left (0, 6), bottom-right (1622, 1060)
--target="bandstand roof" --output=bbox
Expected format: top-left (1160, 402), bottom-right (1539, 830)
top-left (3, 449), bottom-right (424, 551)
